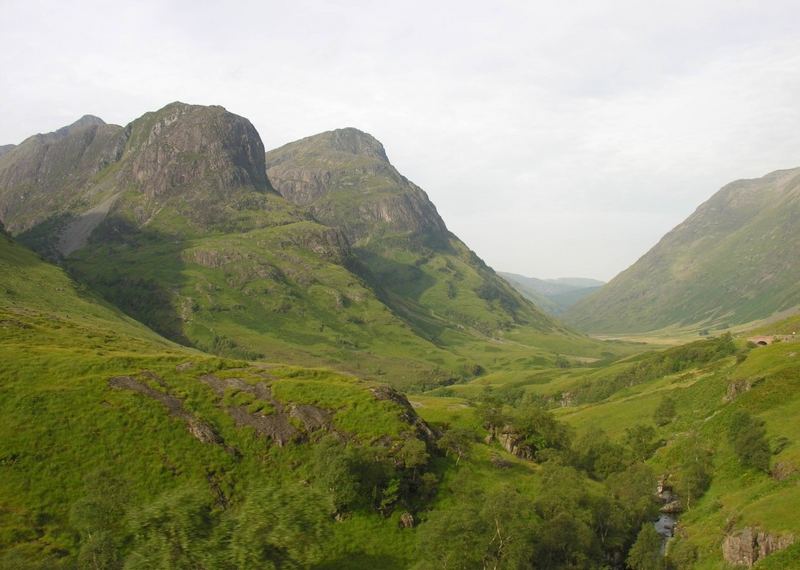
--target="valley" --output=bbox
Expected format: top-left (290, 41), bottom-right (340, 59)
top-left (0, 103), bottom-right (798, 569)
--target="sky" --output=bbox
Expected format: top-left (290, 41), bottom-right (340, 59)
top-left (2, 0), bottom-right (800, 280)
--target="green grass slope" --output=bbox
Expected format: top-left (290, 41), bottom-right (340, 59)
top-left (566, 167), bottom-right (800, 334)
top-left (0, 233), bottom-right (442, 568)
top-left (553, 338), bottom-right (800, 568)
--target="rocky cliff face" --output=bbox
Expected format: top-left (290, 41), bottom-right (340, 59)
top-left (0, 116), bottom-right (127, 232)
top-left (0, 103), bottom-right (288, 249)
top-left (722, 527), bottom-right (795, 567)
top-left (266, 128), bottom-right (448, 244)
top-left (122, 102), bottom-right (271, 199)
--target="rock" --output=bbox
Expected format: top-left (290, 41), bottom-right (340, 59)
top-left (486, 425), bottom-right (533, 460)
top-left (724, 378), bottom-right (755, 402)
top-left (175, 361), bottom-right (195, 372)
top-left (771, 461), bottom-right (797, 481)
top-left (399, 512), bottom-right (415, 529)
top-left (660, 500), bottom-right (683, 514)
top-left (490, 454), bottom-right (513, 469)
top-left (722, 527), bottom-right (795, 567)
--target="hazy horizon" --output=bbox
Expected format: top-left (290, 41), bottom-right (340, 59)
top-left (3, 0), bottom-right (800, 281)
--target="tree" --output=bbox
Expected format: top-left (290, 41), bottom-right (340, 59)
top-left (728, 411), bottom-right (770, 472)
top-left (626, 524), bottom-right (665, 570)
top-left (439, 427), bottom-right (476, 465)
top-left (653, 397), bottom-right (676, 427)
top-left (674, 437), bottom-right (713, 510)
top-left (311, 436), bottom-right (362, 512)
top-left (573, 428), bottom-right (627, 479)
top-left (515, 406), bottom-right (573, 459)
top-left (624, 424), bottom-right (658, 462)
top-left (398, 437), bottom-right (429, 475)
top-left (414, 485), bottom-right (536, 570)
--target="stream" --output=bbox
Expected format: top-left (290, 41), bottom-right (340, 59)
top-left (655, 513), bottom-right (676, 553)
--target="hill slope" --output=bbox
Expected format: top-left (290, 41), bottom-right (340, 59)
top-left (566, 168), bottom-right (800, 333)
top-left (0, 232), bottom-right (440, 568)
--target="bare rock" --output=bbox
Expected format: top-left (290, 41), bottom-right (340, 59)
top-left (660, 500), bottom-right (683, 514)
top-left (399, 512), bottom-right (415, 529)
top-left (723, 527), bottom-right (795, 567)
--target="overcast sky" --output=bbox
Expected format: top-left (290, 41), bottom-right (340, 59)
top-left (3, 0), bottom-right (800, 280)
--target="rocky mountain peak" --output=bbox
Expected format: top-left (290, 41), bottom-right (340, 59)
top-left (122, 102), bottom-right (271, 198)
top-left (266, 128), bottom-right (448, 243)
top-left (321, 127), bottom-right (389, 161)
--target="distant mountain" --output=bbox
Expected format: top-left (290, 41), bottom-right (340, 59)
top-left (566, 167), bottom-right (800, 333)
top-left (499, 272), bottom-right (603, 315)
top-left (0, 144), bottom-right (15, 157)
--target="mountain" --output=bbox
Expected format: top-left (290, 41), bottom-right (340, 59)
top-left (267, 128), bottom-right (557, 338)
top-left (0, 106), bottom-right (605, 390)
top-left (566, 167), bottom-right (800, 333)
top-left (0, 144), bottom-right (15, 157)
top-left (499, 272), bottom-right (604, 314)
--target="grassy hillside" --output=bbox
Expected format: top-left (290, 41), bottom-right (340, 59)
top-left (566, 167), bottom-right (800, 333)
top-left (0, 233), bottom-right (445, 568)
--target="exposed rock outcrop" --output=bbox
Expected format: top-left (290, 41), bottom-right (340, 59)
top-left (724, 377), bottom-right (763, 402)
top-left (722, 527), bottom-right (795, 567)
top-left (485, 425), bottom-right (533, 460)
top-left (266, 127), bottom-right (449, 244)
top-left (122, 102), bottom-right (271, 200)
top-left (108, 373), bottom-right (224, 447)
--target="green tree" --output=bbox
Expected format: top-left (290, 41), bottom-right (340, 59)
top-left (675, 438), bottom-right (713, 510)
top-left (414, 485), bottom-right (536, 570)
top-left (624, 424), bottom-right (658, 462)
top-left (626, 523), bottom-right (665, 570)
top-left (573, 427), bottom-right (627, 479)
top-left (653, 397), bottom-right (677, 427)
top-left (728, 411), bottom-right (771, 472)
top-left (439, 426), bottom-right (476, 465)
top-left (311, 436), bottom-right (362, 512)
top-left (666, 537), bottom-right (698, 569)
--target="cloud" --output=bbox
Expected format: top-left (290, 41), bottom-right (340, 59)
top-left (2, 0), bottom-right (800, 280)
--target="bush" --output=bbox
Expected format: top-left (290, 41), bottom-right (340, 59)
top-left (653, 396), bottom-right (676, 426)
top-left (728, 411), bottom-right (771, 472)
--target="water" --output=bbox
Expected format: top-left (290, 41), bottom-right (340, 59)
top-left (655, 513), bottom-right (676, 553)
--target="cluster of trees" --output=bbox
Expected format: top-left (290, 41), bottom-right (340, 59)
top-left (415, 462), bottom-right (661, 569)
